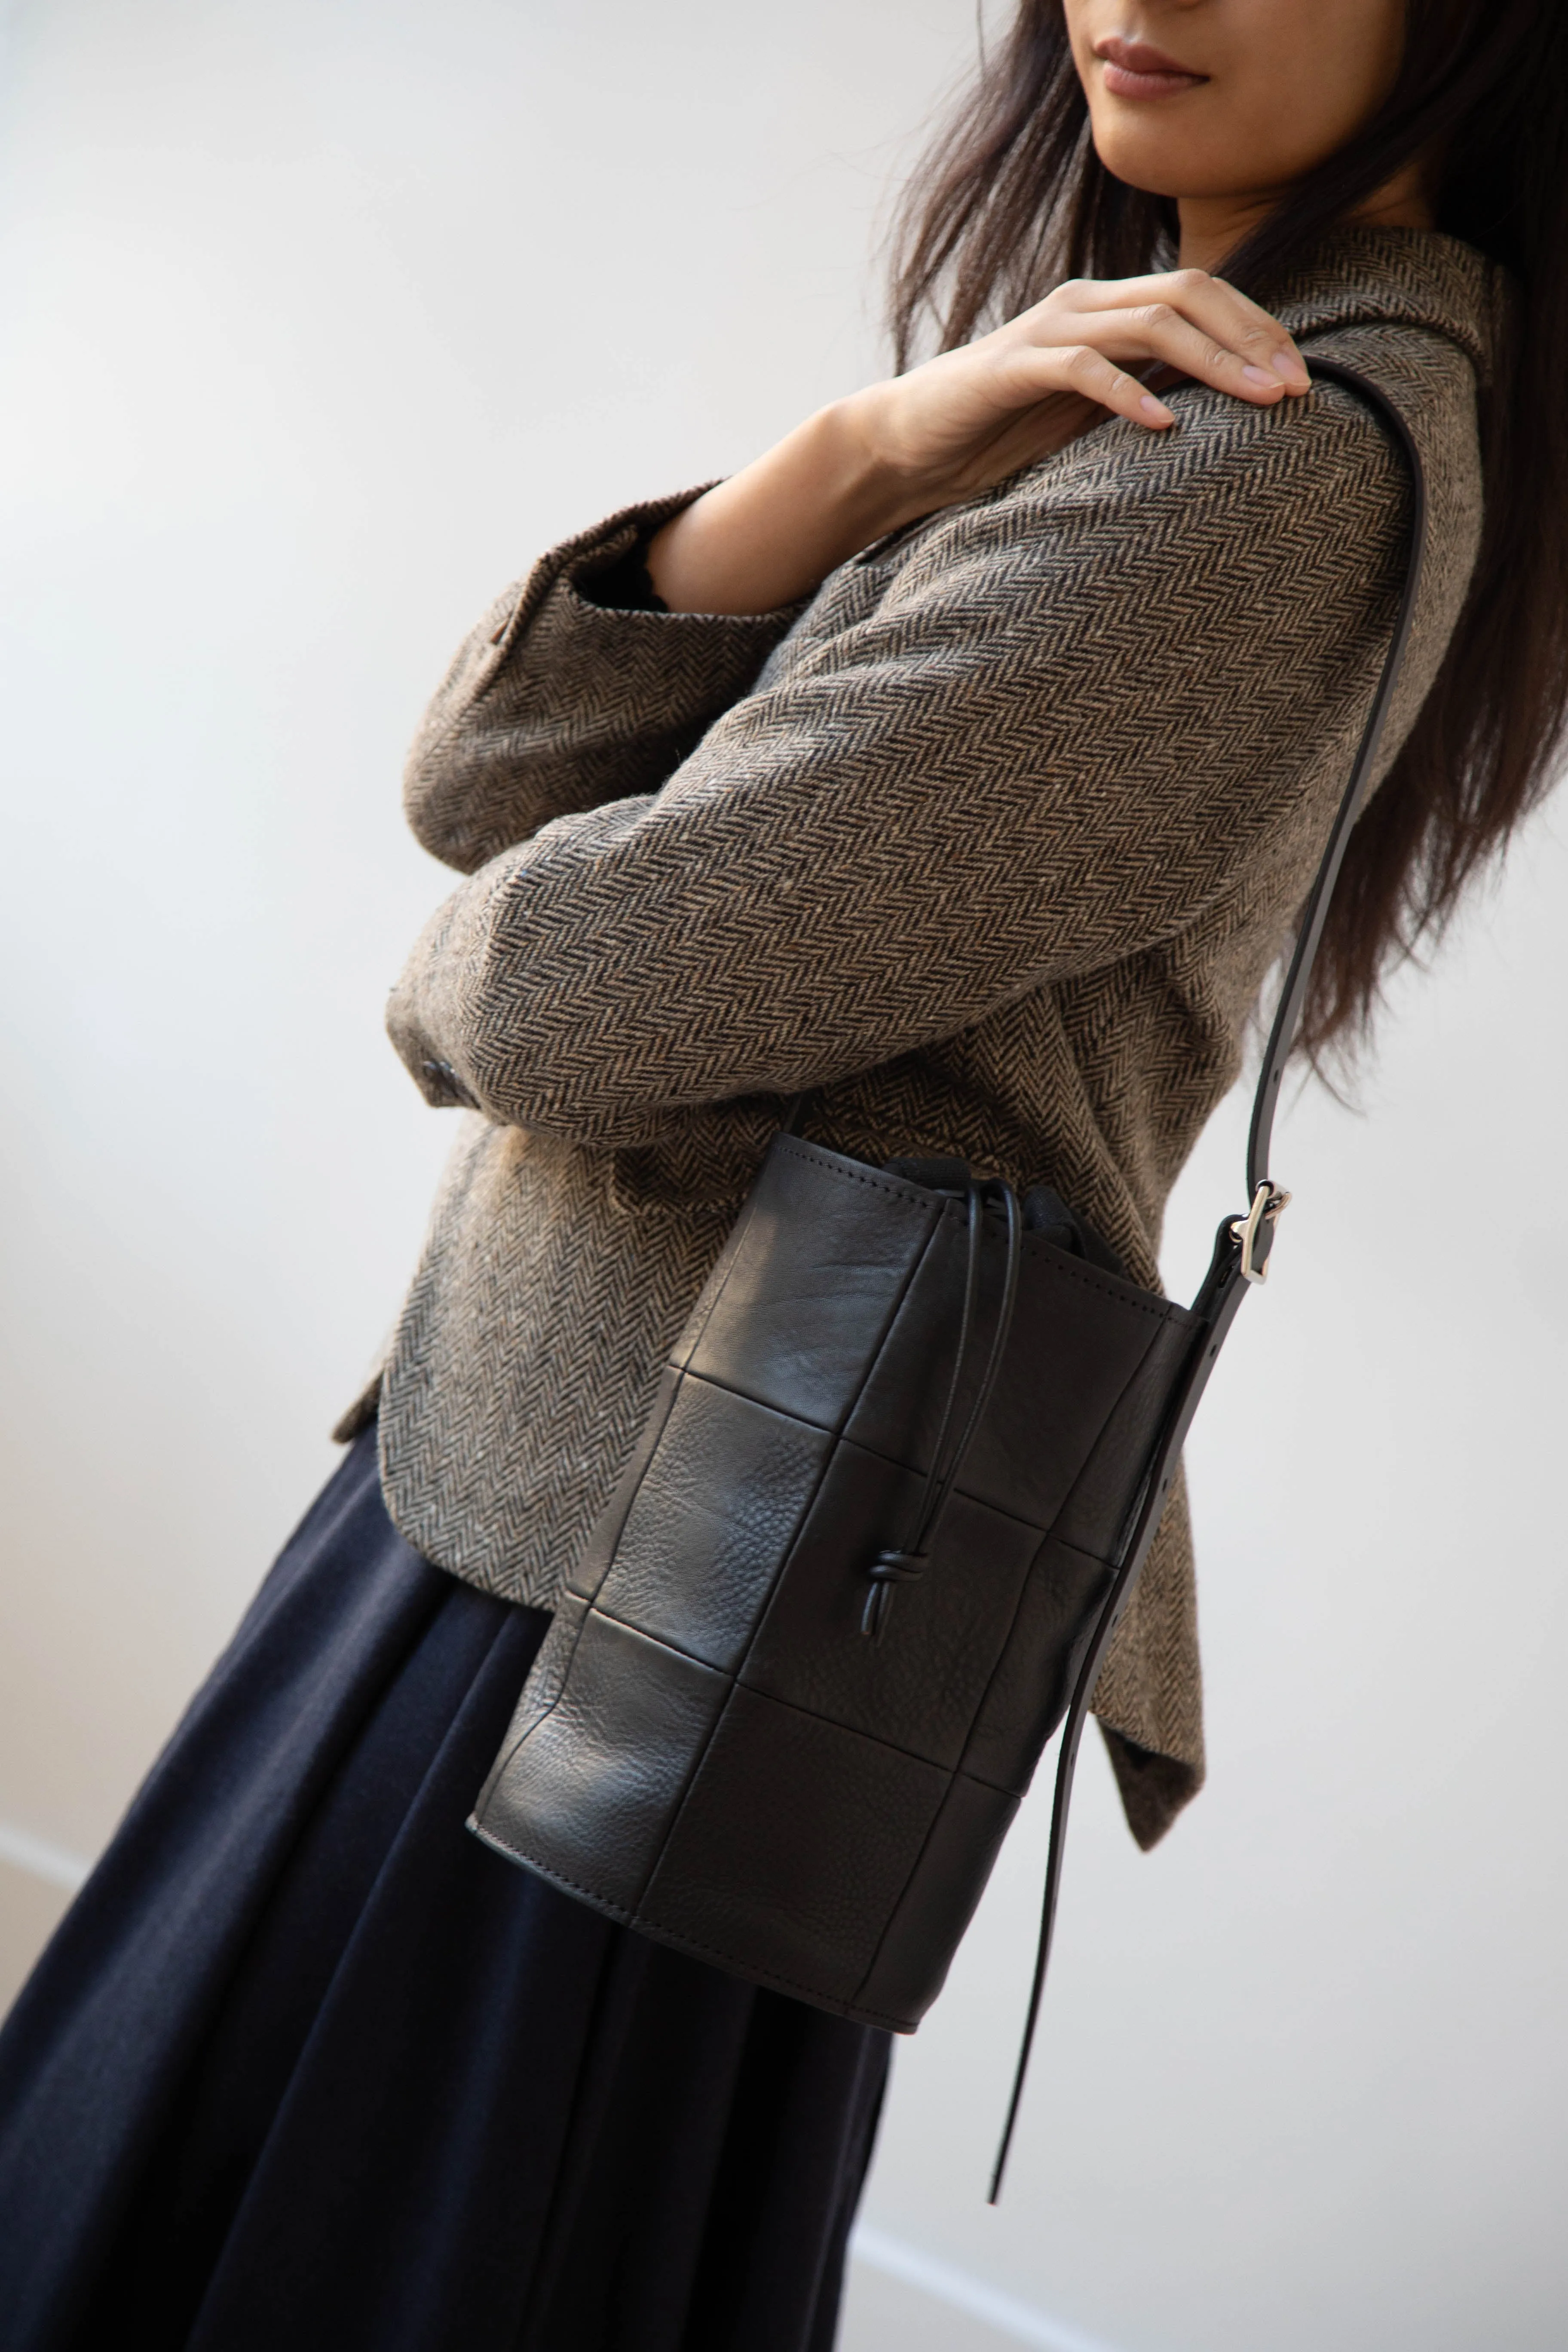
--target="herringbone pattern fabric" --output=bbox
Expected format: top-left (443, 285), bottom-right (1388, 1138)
top-left (363, 230), bottom-right (1496, 1847)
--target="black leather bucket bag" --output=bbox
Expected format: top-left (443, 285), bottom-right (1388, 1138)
top-left (471, 363), bottom-right (1425, 2187)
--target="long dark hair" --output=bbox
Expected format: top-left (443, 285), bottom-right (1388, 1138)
top-left (889, 1), bottom-right (1568, 1057)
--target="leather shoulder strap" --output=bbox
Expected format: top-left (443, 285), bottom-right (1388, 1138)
top-left (989, 358), bottom-right (1430, 2202)
top-left (1244, 356), bottom-right (1430, 1202)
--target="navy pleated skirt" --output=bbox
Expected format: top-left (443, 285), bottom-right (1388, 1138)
top-left (0, 1429), bottom-right (889, 2351)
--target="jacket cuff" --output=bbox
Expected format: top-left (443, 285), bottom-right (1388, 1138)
top-left (402, 493), bottom-right (810, 876)
top-left (489, 489), bottom-right (804, 658)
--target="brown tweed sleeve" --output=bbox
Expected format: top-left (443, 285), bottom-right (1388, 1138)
top-left (402, 490), bottom-right (808, 875)
top-left (387, 381), bottom-right (1407, 1142)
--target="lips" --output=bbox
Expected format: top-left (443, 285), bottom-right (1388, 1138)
top-left (1093, 34), bottom-right (1209, 100)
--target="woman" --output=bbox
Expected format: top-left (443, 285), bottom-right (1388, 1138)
top-left (2, 2), bottom-right (1563, 2346)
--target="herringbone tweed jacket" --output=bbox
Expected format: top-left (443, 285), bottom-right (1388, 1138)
top-left (349, 228), bottom-right (1496, 1849)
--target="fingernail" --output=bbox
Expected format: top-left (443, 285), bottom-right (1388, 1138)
top-left (1139, 394), bottom-right (1174, 423)
top-left (1273, 349), bottom-right (1309, 388)
top-left (1241, 364), bottom-right (1283, 390)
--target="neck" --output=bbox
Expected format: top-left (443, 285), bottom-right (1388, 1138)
top-left (1177, 161), bottom-right (1436, 273)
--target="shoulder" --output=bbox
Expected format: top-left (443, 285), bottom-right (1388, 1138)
top-left (858, 232), bottom-right (1494, 613)
top-left (1293, 316), bottom-right (1485, 562)
top-left (856, 378), bottom-right (1411, 635)
top-left (1024, 283), bottom-right (1484, 538)
top-left (1041, 345), bottom-right (1442, 537)
top-left (793, 312), bottom-right (1483, 683)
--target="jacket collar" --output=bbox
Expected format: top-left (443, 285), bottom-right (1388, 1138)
top-left (1267, 227), bottom-right (1504, 387)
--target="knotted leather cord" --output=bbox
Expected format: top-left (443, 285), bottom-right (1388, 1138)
top-left (864, 1179), bottom-right (1024, 1638)
top-left (987, 360), bottom-right (1430, 2200)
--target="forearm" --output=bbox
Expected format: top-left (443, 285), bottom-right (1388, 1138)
top-left (389, 380), bottom-right (1397, 1146)
top-left (646, 395), bottom-right (922, 617)
top-left (643, 269), bottom-right (1309, 619)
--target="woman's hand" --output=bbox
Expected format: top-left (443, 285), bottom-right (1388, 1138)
top-left (648, 268), bottom-right (1310, 616)
top-left (860, 266), bottom-right (1311, 502)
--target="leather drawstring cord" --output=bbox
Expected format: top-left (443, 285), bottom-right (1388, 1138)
top-left (864, 1180), bottom-right (1023, 1640)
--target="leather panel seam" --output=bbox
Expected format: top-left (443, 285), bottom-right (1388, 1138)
top-left (640, 1368), bottom-right (1099, 1535)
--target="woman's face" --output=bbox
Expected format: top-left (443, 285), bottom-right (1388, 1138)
top-left (1063, 0), bottom-right (1409, 205)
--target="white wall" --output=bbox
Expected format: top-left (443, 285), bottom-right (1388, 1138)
top-left (1, 5), bottom-right (1565, 2348)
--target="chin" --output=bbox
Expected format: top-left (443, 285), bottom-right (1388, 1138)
top-left (1092, 144), bottom-right (1250, 208)
top-left (1087, 119), bottom-right (1222, 203)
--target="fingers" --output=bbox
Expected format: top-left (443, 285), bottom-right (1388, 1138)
top-left (1078, 267), bottom-right (1309, 386)
top-left (1125, 297), bottom-right (1305, 406)
top-left (1153, 266), bottom-right (1311, 392)
top-left (1047, 267), bottom-right (1310, 402)
top-left (991, 341), bottom-right (1176, 433)
top-left (1058, 344), bottom-right (1176, 428)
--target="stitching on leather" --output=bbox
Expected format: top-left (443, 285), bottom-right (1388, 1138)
top-left (599, 1389), bottom-right (856, 1908)
top-left (633, 1207), bottom-right (936, 1908)
top-left (567, 1371), bottom-right (684, 1611)
top-left (849, 1527), bottom-right (1118, 2007)
top-left (481, 1566), bottom-right (1112, 2004)
top-left (848, 1767), bottom-right (1019, 2013)
top-left (772, 1133), bottom-right (956, 1210)
top-left (472, 1591), bottom-right (595, 1801)
top-left (670, 1186), bottom-right (763, 1374)
top-left (502, 1583), bottom-right (596, 1740)
top-left (771, 1135), bottom-right (1190, 1326)
top-left (650, 1362), bottom-right (839, 1440)
top-left (580, 1605), bottom-right (997, 1779)
top-left (583, 1602), bottom-right (746, 1679)
top-left (948, 1339), bottom-right (1161, 1788)
top-left (845, 1208), bottom-right (947, 1448)
top-left (821, 1189), bottom-right (940, 1444)
top-left (465, 1823), bottom-right (913, 2030)
top-left (633, 1363), bottom-right (1102, 1537)
top-left (485, 1142), bottom-right (1173, 1984)
top-left (954, 1537), bottom-right (1118, 1791)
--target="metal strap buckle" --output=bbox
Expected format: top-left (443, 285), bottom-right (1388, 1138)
top-left (1232, 1181), bottom-right (1291, 1284)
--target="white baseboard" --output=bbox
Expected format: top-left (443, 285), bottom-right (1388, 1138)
top-left (0, 1820), bottom-right (92, 1894)
top-left (851, 2223), bottom-right (1127, 2352)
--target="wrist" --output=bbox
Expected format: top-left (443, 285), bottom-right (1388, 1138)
top-left (802, 392), bottom-right (922, 548)
top-left (645, 389), bottom-right (926, 617)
